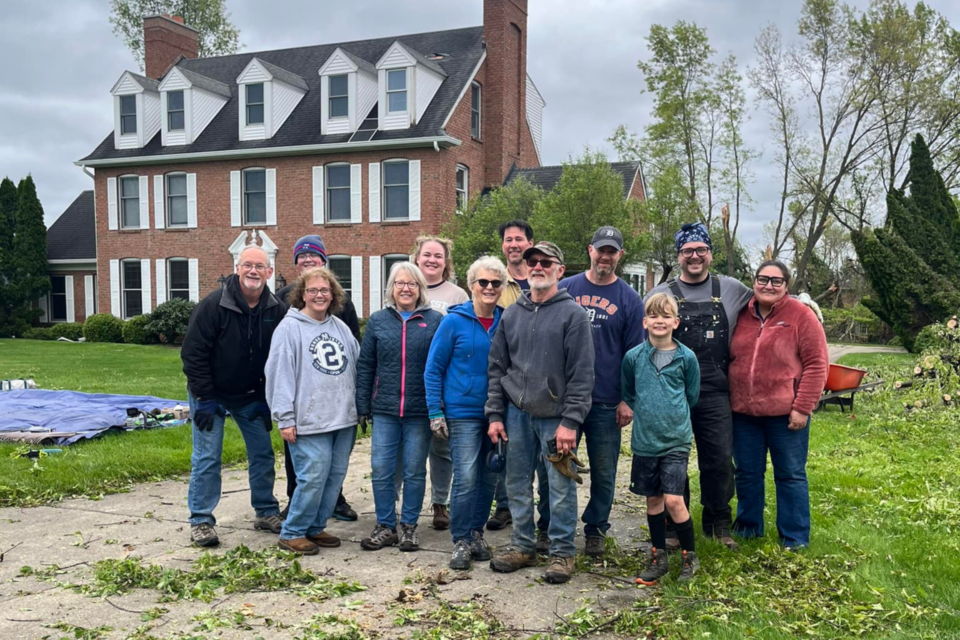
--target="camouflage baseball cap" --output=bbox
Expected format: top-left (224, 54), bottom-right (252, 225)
top-left (522, 241), bottom-right (565, 265)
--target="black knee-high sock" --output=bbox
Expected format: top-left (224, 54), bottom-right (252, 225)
top-left (647, 511), bottom-right (667, 550)
top-left (675, 518), bottom-right (695, 553)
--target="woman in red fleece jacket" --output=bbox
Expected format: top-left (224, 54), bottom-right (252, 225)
top-left (728, 260), bottom-right (828, 548)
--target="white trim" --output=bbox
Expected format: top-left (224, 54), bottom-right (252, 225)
top-left (368, 256), bottom-right (382, 313)
top-left (368, 162), bottom-right (381, 223)
top-left (188, 258), bottom-right (200, 302)
top-left (84, 275), bottom-right (95, 317)
top-left (109, 259), bottom-right (120, 317)
top-left (229, 230), bottom-right (278, 292)
top-left (64, 275), bottom-right (75, 323)
top-left (441, 51), bottom-right (486, 129)
top-left (408, 159), bottom-right (421, 222)
top-left (140, 259), bottom-right (152, 314)
top-left (351, 256), bottom-right (363, 318)
top-left (186, 173), bottom-right (198, 227)
top-left (47, 259), bottom-right (97, 269)
top-left (350, 163), bottom-right (362, 224)
top-left (230, 170), bottom-right (241, 226)
top-left (107, 177), bottom-right (118, 230)
top-left (155, 259), bottom-right (167, 305)
top-left (455, 163), bottom-right (469, 214)
top-left (312, 166), bottom-right (324, 224)
top-left (138, 175), bottom-right (150, 229)
top-left (265, 168), bottom-right (277, 225)
top-left (153, 175), bottom-right (164, 229)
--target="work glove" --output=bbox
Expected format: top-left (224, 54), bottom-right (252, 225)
top-left (430, 416), bottom-right (449, 441)
top-left (253, 402), bottom-right (273, 432)
top-left (193, 398), bottom-right (220, 432)
top-left (359, 415), bottom-right (371, 434)
top-left (545, 450), bottom-right (586, 485)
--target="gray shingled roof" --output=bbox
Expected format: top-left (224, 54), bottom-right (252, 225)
top-left (47, 191), bottom-right (96, 261)
top-left (505, 162), bottom-right (642, 198)
top-left (254, 58), bottom-right (310, 91)
top-left (123, 71), bottom-right (161, 92)
top-left (395, 41), bottom-right (448, 77)
top-left (176, 66), bottom-right (231, 97)
top-left (81, 26), bottom-right (483, 163)
top-left (339, 48), bottom-right (378, 76)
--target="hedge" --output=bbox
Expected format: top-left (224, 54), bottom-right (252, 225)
top-left (83, 313), bottom-right (126, 343)
top-left (21, 323), bottom-right (85, 341)
top-left (122, 313), bottom-right (158, 344)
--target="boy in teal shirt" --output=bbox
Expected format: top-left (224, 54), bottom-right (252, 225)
top-left (621, 293), bottom-right (701, 583)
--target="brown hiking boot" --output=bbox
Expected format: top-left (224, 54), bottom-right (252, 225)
top-left (584, 536), bottom-right (605, 558)
top-left (715, 529), bottom-right (739, 551)
top-left (307, 531), bottom-right (341, 548)
top-left (278, 537), bottom-right (319, 555)
top-left (490, 546), bottom-right (539, 573)
top-left (432, 504), bottom-right (450, 530)
top-left (544, 555), bottom-right (575, 584)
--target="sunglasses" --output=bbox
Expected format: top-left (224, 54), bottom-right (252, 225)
top-left (474, 279), bottom-right (503, 289)
top-left (525, 257), bottom-right (559, 268)
top-left (755, 275), bottom-right (786, 287)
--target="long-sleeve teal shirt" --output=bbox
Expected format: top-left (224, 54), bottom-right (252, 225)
top-left (621, 340), bottom-right (701, 457)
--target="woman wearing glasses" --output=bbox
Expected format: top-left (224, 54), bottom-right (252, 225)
top-left (264, 267), bottom-right (359, 555)
top-left (424, 256), bottom-right (508, 570)
top-left (727, 260), bottom-right (829, 549)
top-left (357, 262), bottom-right (443, 553)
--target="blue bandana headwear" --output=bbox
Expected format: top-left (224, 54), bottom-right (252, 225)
top-left (674, 222), bottom-right (712, 253)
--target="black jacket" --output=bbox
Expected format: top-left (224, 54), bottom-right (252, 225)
top-left (276, 283), bottom-right (361, 343)
top-left (181, 275), bottom-right (284, 403)
top-left (356, 304), bottom-right (443, 418)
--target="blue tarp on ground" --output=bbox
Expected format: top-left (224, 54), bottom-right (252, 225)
top-left (0, 389), bottom-right (187, 444)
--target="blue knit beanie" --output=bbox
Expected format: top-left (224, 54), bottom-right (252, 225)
top-left (293, 235), bottom-right (327, 265)
top-left (674, 222), bottom-right (712, 253)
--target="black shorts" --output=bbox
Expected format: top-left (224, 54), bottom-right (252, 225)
top-left (629, 450), bottom-right (689, 497)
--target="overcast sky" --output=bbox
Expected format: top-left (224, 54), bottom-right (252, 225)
top-left (2, 0), bottom-right (958, 248)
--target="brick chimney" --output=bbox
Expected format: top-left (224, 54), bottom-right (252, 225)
top-left (143, 14), bottom-right (199, 79)
top-left (483, 0), bottom-right (528, 187)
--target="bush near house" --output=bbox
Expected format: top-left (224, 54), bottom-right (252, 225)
top-left (147, 298), bottom-right (195, 344)
top-left (83, 313), bottom-right (125, 343)
top-left (122, 313), bottom-right (157, 344)
top-left (21, 322), bottom-right (85, 341)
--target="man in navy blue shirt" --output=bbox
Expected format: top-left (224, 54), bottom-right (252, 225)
top-left (559, 226), bottom-right (645, 557)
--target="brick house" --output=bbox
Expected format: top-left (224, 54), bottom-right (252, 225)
top-left (76, 0), bottom-right (547, 319)
top-left (41, 191), bottom-right (98, 324)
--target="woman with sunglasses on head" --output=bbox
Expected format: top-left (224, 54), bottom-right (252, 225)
top-left (727, 260), bottom-right (829, 549)
top-left (424, 256), bottom-right (508, 570)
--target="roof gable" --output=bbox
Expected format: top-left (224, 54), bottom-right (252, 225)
top-left (46, 191), bottom-right (96, 261)
top-left (318, 47), bottom-right (377, 77)
top-left (236, 57), bottom-right (309, 91)
top-left (377, 40), bottom-right (447, 77)
top-left (111, 71), bottom-right (159, 96)
top-left (159, 66), bottom-right (231, 98)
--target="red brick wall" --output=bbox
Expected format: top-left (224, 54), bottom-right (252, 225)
top-left (483, 0), bottom-right (528, 186)
top-left (144, 15), bottom-right (198, 80)
top-left (42, 269), bottom-right (97, 324)
top-left (628, 167), bottom-right (646, 201)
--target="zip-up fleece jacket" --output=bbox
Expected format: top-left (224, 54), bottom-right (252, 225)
top-left (181, 274), bottom-right (283, 404)
top-left (485, 289), bottom-right (595, 428)
top-left (729, 296), bottom-right (829, 417)
top-left (356, 304), bottom-right (443, 418)
top-left (264, 308), bottom-right (359, 435)
top-left (621, 340), bottom-right (701, 457)
top-left (425, 302), bottom-right (502, 420)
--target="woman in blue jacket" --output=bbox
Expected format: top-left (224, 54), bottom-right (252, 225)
top-left (425, 256), bottom-right (508, 570)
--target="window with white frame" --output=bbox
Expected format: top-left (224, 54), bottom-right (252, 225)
top-left (167, 90), bottom-right (185, 131)
top-left (119, 175), bottom-right (140, 228)
top-left (326, 164), bottom-right (351, 222)
top-left (246, 83), bottom-right (264, 125)
top-left (49, 275), bottom-right (67, 322)
top-left (383, 160), bottom-right (409, 220)
top-left (120, 95), bottom-right (137, 135)
top-left (386, 69), bottom-right (407, 113)
top-left (329, 75), bottom-right (348, 118)
top-left (470, 82), bottom-right (481, 139)
top-left (121, 259), bottom-right (143, 318)
top-left (456, 165), bottom-right (468, 213)
top-left (243, 168), bottom-right (267, 225)
top-left (327, 256), bottom-right (352, 299)
top-left (383, 254), bottom-right (409, 291)
top-left (168, 259), bottom-right (190, 300)
top-left (166, 173), bottom-right (188, 226)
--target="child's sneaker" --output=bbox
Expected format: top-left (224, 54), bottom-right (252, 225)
top-left (635, 547), bottom-right (669, 585)
top-left (678, 550), bottom-right (700, 581)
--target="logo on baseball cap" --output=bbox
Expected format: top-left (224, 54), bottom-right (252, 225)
top-left (591, 226), bottom-right (623, 251)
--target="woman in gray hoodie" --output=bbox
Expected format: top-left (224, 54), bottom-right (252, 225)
top-left (265, 267), bottom-right (359, 555)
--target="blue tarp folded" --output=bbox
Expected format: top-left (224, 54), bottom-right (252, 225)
top-left (0, 389), bottom-right (187, 444)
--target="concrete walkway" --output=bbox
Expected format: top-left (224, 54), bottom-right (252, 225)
top-left (827, 344), bottom-right (907, 363)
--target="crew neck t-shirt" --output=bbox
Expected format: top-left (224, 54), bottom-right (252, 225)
top-left (478, 316), bottom-right (495, 331)
top-left (515, 278), bottom-right (529, 292)
top-left (652, 346), bottom-right (678, 371)
top-left (426, 281), bottom-right (470, 315)
top-left (645, 274), bottom-right (753, 341)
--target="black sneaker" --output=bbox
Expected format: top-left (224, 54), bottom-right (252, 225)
top-left (584, 536), bottom-right (605, 558)
top-left (486, 508), bottom-right (512, 531)
top-left (535, 530), bottom-right (551, 554)
top-left (469, 530), bottom-right (492, 561)
top-left (360, 524), bottom-right (398, 551)
top-left (450, 539), bottom-right (472, 570)
top-left (398, 523), bottom-right (420, 552)
top-left (333, 494), bottom-right (358, 522)
top-left (678, 550), bottom-right (700, 581)
top-left (636, 547), bottom-right (669, 585)
top-left (190, 523), bottom-right (219, 548)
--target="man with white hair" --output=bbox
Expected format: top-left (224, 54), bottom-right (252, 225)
top-left (181, 245), bottom-right (286, 548)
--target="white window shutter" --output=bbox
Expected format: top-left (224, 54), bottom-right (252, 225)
top-left (350, 164), bottom-right (362, 224)
top-left (154, 175), bottom-right (165, 229)
top-left (84, 275), bottom-right (95, 318)
top-left (188, 258), bottom-right (200, 302)
top-left (187, 173), bottom-right (198, 228)
top-left (38, 295), bottom-right (48, 323)
top-left (139, 175), bottom-right (150, 229)
top-left (368, 163), bottom-right (381, 223)
top-left (312, 166), bottom-right (324, 224)
top-left (110, 259), bottom-right (121, 317)
top-left (140, 259), bottom-right (152, 314)
top-left (265, 168), bottom-right (277, 225)
top-left (65, 276), bottom-right (75, 323)
top-left (408, 160), bottom-right (421, 222)
top-left (369, 256), bottom-right (382, 313)
top-left (230, 170), bottom-right (241, 226)
top-left (107, 177), bottom-right (118, 230)
top-left (155, 259), bottom-right (167, 305)
top-left (351, 255), bottom-right (363, 318)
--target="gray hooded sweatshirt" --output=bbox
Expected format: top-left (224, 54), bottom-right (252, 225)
top-left (265, 307), bottom-right (359, 436)
top-left (485, 288), bottom-right (595, 429)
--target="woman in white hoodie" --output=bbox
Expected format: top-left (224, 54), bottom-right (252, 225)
top-left (265, 267), bottom-right (359, 555)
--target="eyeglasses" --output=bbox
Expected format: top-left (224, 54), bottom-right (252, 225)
top-left (394, 281), bottom-right (420, 290)
top-left (305, 288), bottom-right (331, 298)
top-left (679, 247), bottom-right (710, 258)
top-left (473, 279), bottom-right (503, 289)
top-left (525, 257), bottom-right (559, 269)
top-left (297, 252), bottom-right (325, 264)
top-left (240, 262), bottom-right (268, 272)
top-left (755, 275), bottom-right (787, 288)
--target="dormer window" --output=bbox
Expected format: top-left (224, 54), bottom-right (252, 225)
top-left (329, 75), bottom-right (348, 118)
top-left (386, 70), bottom-right (407, 113)
top-left (158, 66), bottom-right (230, 146)
top-left (120, 96), bottom-right (137, 134)
top-left (375, 41), bottom-right (446, 131)
top-left (318, 48), bottom-right (378, 136)
top-left (111, 71), bottom-right (160, 150)
top-left (236, 58), bottom-right (307, 142)
top-left (246, 83), bottom-right (264, 125)
top-left (167, 91), bottom-right (185, 131)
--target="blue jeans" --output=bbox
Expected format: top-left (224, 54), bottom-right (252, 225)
top-left (281, 426), bottom-right (356, 540)
top-left (371, 413), bottom-right (431, 528)
top-left (575, 403), bottom-right (621, 538)
top-left (504, 404), bottom-right (578, 557)
top-left (448, 419), bottom-right (498, 543)
top-left (187, 393), bottom-right (279, 526)
top-left (732, 412), bottom-right (811, 548)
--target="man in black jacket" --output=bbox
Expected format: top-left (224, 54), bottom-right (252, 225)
top-left (275, 234), bottom-right (361, 522)
top-left (181, 245), bottom-right (285, 547)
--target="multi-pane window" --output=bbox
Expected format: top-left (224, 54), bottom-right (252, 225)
top-left (383, 255), bottom-right (408, 291)
top-left (120, 176), bottom-right (140, 228)
top-left (329, 75), bottom-right (348, 118)
top-left (470, 82), bottom-right (481, 139)
top-left (386, 69), bottom-right (407, 113)
top-left (246, 83), bottom-right (264, 125)
top-left (122, 260), bottom-right (142, 319)
top-left (120, 95), bottom-right (137, 134)
top-left (167, 90), bottom-right (185, 131)
top-left (326, 164), bottom-right (351, 222)
top-left (243, 168), bottom-right (266, 225)
top-left (383, 161), bottom-right (409, 220)
top-left (166, 173), bottom-right (188, 226)
top-left (168, 259), bottom-right (190, 300)
top-left (49, 275), bottom-right (67, 322)
top-left (456, 165), bottom-right (468, 213)
top-left (327, 256), bottom-right (352, 299)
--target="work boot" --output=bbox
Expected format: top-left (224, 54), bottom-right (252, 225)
top-left (490, 546), bottom-right (539, 573)
top-left (398, 523), bottom-right (420, 552)
top-left (544, 556), bottom-right (575, 584)
top-left (306, 531), bottom-right (341, 548)
top-left (253, 514), bottom-right (284, 534)
top-left (333, 493), bottom-right (358, 521)
top-left (584, 536), bottom-right (605, 558)
top-left (664, 531), bottom-right (680, 552)
top-left (360, 524), bottom-right (398, 551)
top-left (678, 550), bottom-right (700, 581)
top-left (469, 530), bottom-right (492, 561)
top-left (450, 540), bottom-right (472, 570)
top-left (535, 530), bottom-right (551, 554)
top-left (636, 548), bottom-right (670, 585)
top-left (486, 508), bottom-right (512, 531)
top-left (278, 537), bottom-right (319, 555)
top-left (432, 504), bottom-right (450, 530)
top-left (714, 528), bottom-right (739, 551)
top-left (190, 523), bottom-right (219, 548)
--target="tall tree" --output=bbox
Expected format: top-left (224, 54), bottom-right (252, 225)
top-left (636, 163), bottom-right (700, 284)
top-left (109, 0), bottom-right (241, 70)
top-left (11, 176), bottom-right (50, 329)
top-left (0, 178), bottom-right (19, 336)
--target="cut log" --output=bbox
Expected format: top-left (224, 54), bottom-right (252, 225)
top-left (944, 394), bottom-right (953, 406)
top-left (914, 400), bottom-right (925, 409)
top-left (894, 381), bottom-right (913, 390)
top-left (947, 316), bottom-right (958, 330)
top-left (914, 366), bottom-right (924, 376)
top-left (922, 355), bottom-right (939, 370)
